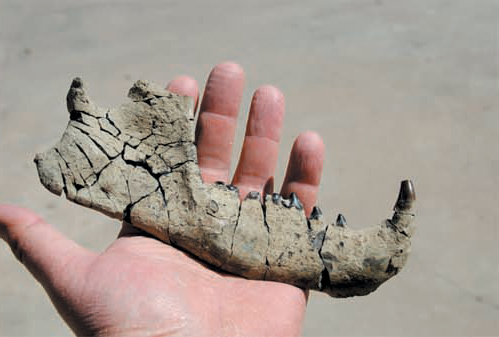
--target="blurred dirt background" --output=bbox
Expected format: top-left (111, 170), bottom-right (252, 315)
top-left (1, 1), bottom-right (498, 336)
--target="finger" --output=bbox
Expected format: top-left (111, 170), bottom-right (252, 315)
top-left (195, 62), bottom-right (245, 183)
top-left (280, 132), bottom-right (324, 216)
top-left (166, 75), bottom-right (199, 112)
top-left (232, 85), bottom-right (284, 199)
top-left (0, 204), bottom-right (95, 293)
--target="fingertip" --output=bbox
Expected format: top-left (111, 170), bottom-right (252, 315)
top-left (212, 61), bottom-right (245, 79)
top-left (0, 204), bottom-right (44, 241)
top-left (289, 131), bottom-right (325, 185)
top-left (166, 75), bottom-right (199, 109)
top-left (295, 131), bottom-right (324, 154)
top-left (245, 84), bottom-right (285, 141)
top-left (201, 62), bottom-right (245, 114)
top-left (254, 84), bottom-right (284, 102)
top-left (0, 203), bottom-right (93, 288)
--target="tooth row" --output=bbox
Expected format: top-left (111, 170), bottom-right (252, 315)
top-left (214, 181), bottom-right (238, 192)
top-left (241, 190), bottom-right (348, 227)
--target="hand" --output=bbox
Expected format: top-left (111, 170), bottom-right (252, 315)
top-left (0, 62), bottom-right (324, 337)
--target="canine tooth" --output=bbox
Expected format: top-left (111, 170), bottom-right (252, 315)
top-left (394, 180), bottom-right (415, 212)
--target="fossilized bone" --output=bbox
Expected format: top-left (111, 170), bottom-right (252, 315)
top-left (34, 78), bottom-right (416, 297)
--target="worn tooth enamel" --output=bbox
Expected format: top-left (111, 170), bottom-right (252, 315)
top-left (310, 206), bottom-right (322, 220)
top-left (289, 192), bottom-right (303, 210)
top-left (336, 213), bottom-right (347, 227)
top-left (246, 191), bottom-right (261, 200)
top-left (35, 79), bottom-right (417, 299)
top-left (281, 197), bottom-right (291, 208)
top-left (226, 184), bottom-right (238, 192)
top-left (394, 180), bottom-right (415, 212)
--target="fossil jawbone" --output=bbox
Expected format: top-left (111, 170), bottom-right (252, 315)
top-left (34, 78), bottom-right (416, 297)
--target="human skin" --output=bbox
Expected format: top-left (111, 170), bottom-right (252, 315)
top-left (0, 62), bottom-right (325, 337)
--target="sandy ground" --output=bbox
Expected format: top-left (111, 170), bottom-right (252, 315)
top-left (1, 1), bottom-right (498, 336)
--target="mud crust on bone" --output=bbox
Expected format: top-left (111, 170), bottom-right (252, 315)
top-left (34, 78), bottom-right (417, 297)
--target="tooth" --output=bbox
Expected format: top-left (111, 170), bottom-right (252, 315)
top-left (272, 193), bottom-right (281, 204)
top-left (245, 191), bottom-right (261, 200)
top-left (390, 180), bottom-right (416, 236)
top-left (310, 206), bottom-right (322, 220)
top-left (281, 197), bottom-right (291, 208)
top-left (289, 192), bottom-right (303, 210)
top-left (336, 213), bottom-right (347, 227)
top-left (226, 184), bottom-right (238, 192)
top-left (71, 77), bottom-right (83, 89)
top-left (394, 180), bottom-right (415, 212)
top-left (308, 206), bottom-right (325, 233)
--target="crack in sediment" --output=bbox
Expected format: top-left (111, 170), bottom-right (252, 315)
top-left (98, 122), bottom-right (120, 138)
top-left (317, 223), bottom-right (330, 290)
top-left (73, 142), bottom-right (96, 176)
top-left (123, 186), bottom-right (160, 223)
top-left (98, 180), bottom-right (120, 216)
top-left (55, 153), bottom-right (70, 197)
top-left (104, 111), bottom-right (121, 136)
top-left (54, 147), bottom-right (84, 190)
top-left (261, 197), bottom-right (271, 280)
top-left (219, 197), bottom-right (242, 269)
top-left (72, 123), bottom-right (122, 159)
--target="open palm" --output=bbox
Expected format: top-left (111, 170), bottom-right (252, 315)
top-left (0, 62), bottom-right (325, 336)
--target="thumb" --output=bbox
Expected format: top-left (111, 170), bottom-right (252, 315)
top-left (0, 204), bottom-right (95, 295)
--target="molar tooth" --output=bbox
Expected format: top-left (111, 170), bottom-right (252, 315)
top-left (226, 184), bottom-right (238, 192)
top-left (289, 192), bottom-right (303, 210)
top-left (272, 193), bottom-right (281, 204)
top-left (336, 213), bottom-right (347, 227)
top-left (281, 198), bottom-right (291, 208)
top-left (245, 191), bottom-right (261, 200)
top-left (310, 206), bottom-right (322, 220)
top-left (394, 180), bottom-right (415, 212)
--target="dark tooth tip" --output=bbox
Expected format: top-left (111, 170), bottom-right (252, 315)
top-left (289, 192), bottom-right (303, 210)
top-left (246, 191), bottom-right (261, 200)
top-left (226, 184), bottom-right (238, 191)
top-left (71, 77), bottom-right (83, 88)
top-left (272, 193), bottom-right (281, 204)
top-left (310, 206), bottom-right (322, 220)
top-left (394, 180), bottom-right (416, 212)
top-left (336, 213), bottom-right (347, 227)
